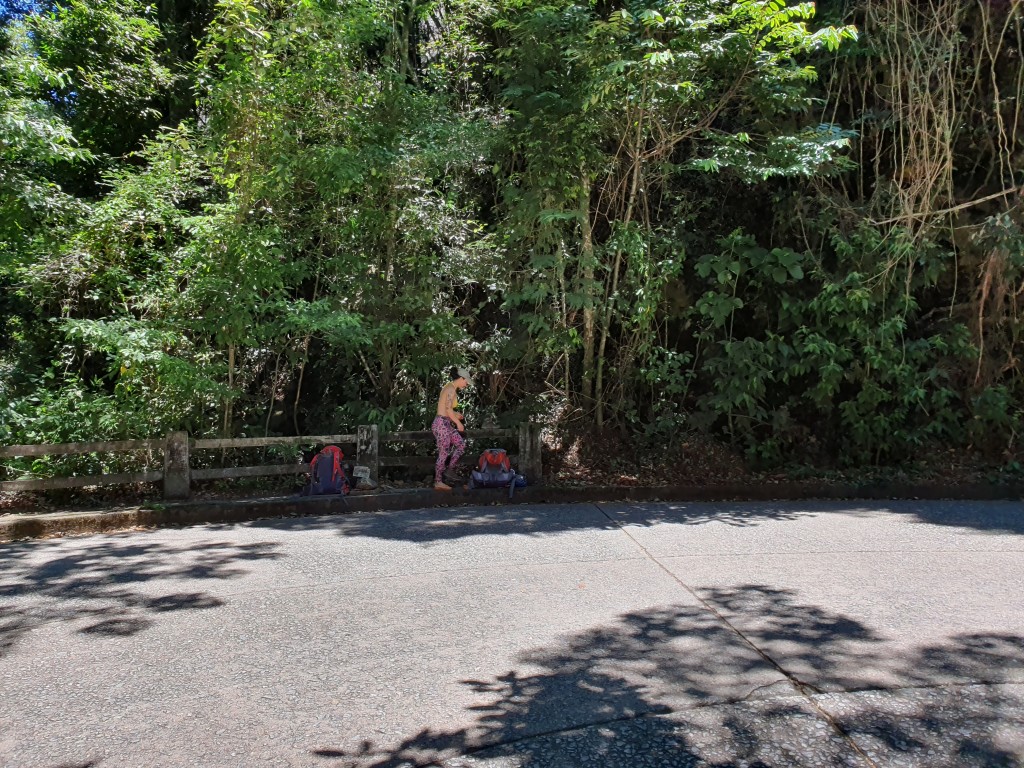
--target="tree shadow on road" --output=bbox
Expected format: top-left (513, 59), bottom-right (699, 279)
top-left (310, 585), bottom-right (1024, 767)
top-left (0, 536), bottom-right (282, 658)
top-left (601, 499), bottom-right (1024, 537)
top-left (250, 502), bottom-right (825, 545)
top-left (886, 500), bottom-right (1024, 536)
top-left (249, 498), bottom-right (1024, 547)
top-left (600, 501), bottom-right (840, 529)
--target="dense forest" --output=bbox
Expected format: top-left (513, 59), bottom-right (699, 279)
top-left (1, 0), bottom-right (1022, 484)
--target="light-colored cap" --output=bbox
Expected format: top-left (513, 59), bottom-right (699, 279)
top-left (457, 367), bottom-right (474, 386)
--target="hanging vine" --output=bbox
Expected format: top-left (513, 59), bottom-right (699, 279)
top-left (822, 0), bottom-right (1024, 389)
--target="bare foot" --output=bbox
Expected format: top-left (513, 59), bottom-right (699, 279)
top-left (434, 482), bottom-right (452, 491)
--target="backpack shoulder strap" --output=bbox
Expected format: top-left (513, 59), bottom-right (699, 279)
top-left (323, 446), bottom-right (343, 482)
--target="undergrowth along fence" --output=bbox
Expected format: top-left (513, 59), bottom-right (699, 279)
top-left (0, 424), bottom-right (543, 500)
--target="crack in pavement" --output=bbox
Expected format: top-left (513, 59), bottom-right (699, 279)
top-left (592, 503), bottom-right (881, 768)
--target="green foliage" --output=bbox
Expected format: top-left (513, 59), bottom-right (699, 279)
top-left (970, 386), bottom-right (1023, 457)
top-left (2, 0), bottom-right (1022, 484)
top-left (28, 0), bottom-right (174, 159)
top-left (494, 0), bottom-right (859, 426)
top-left (0, 20), bottom-right (90, 259)
top-left (689, 228), bottom-right (973, 466)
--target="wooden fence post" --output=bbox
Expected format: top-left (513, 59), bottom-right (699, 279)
top-left (531, 423), bottom-right (543, 482)
top-left (163, 431), bottom-right (190, 500)
top-left (357, 425), bottom-right (379, 484)
top-left (519, 422), bottom-right (543, 484)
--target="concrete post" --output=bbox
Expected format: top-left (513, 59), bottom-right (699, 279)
top-left (519, 422), bottom-right (543, 484)
top-left (163, 431), bottom-right (190, 500)
top-left (357, 425), bottom-right (379, 484)
top-left (531, 422), bottom-right (543, 483)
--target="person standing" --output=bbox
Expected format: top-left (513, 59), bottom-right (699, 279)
top-left (432, 367), bottom-right (472, 490)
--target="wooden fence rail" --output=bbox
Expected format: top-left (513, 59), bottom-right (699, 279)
top-left (0, 440), bottom-right (163, 458)
top-left (0, 423), bottom-right (542, 499)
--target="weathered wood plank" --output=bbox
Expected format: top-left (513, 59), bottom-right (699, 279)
top-left (191, 464), bottom-right (310, 481)
top-left (191, 435), bottom-right (357, 450)
top-left (380, 431), bottom-right (436, 442)
top-left (0, 471), bottom-right (164, 492)
top-left (378, 456), bottom-right (436, 468)
top-left (0, 440), bottom-right (162, 458)
top-left (467, 428), bottom-right (519, 440)
top-left (380, 428), bottom-right (516, 442)
top-left (378, 455), bottom-right (521, 468)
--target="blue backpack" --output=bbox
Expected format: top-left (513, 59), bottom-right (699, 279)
top-left (302, 446), bottom-right (351, 496)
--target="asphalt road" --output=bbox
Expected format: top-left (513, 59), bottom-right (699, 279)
top-left (1, 500), bottom-right (1022, 768)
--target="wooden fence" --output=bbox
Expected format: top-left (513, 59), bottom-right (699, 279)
top-left (0, 424), bottom-right (543, 500)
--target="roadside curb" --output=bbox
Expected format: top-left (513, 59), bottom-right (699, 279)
top-left (1, 481), bottom-right (1022, 542)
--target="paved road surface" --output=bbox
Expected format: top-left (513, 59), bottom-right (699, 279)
top-left (1, 500), bottom-right (1022, 767)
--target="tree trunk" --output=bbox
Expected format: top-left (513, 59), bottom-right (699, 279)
top-left (399, 0), bottom-right (418, 83)
top-left (293, 336), bottom-right (310, 435)
top-left (595, 108), bottom-right (645, 426)
top-left (580, 169), bottom-right (596, 403)
top-left (264, 346), bottom-right (284, 436)
top-left (223, 343), bottom-right (235, 437)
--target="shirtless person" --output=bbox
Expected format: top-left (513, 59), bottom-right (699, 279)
top-left (431, 367), bottom-right (472, 491)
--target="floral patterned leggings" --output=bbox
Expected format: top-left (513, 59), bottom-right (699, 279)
top-left (432, 415), bottom-right (466, 484)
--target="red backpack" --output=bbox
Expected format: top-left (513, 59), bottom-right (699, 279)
top-left (469, 448), bottom-right (518, 495)
top-left (477, 448), bottom-right (512, 473)
top-left (303, 446), bottom-right (350, 496)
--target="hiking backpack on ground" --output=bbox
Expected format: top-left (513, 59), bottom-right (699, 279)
top-left (468, 448), bottom-right (526, 498)
top-left (302, 445), bottom-right (351, 496)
